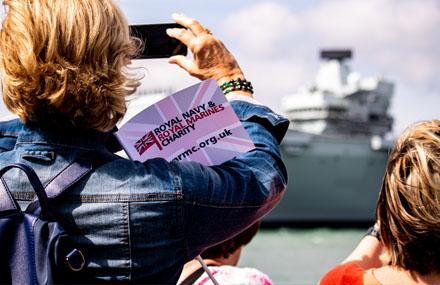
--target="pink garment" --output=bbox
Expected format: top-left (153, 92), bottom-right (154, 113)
top-left (194, 265), bottom-right (273, 285)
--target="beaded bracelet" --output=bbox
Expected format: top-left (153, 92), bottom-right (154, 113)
top-left (219, 78), bottom-right (254, 95)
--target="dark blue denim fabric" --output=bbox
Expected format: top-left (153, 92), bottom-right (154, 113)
top-left (0, 100), bottom-right (289, 284)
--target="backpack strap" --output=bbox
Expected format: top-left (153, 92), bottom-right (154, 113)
top-left (45, 151), bottom-right (117, 199)
top-left (0, 175), bottom-right (19, 212)
top-left (0, 160), bottom-right (93, 211)
top-left (25, 152), bottom-right (117, 216)
top-left (179, 267), bottom-right (205, 285)
top-left (0, 163), bottom-right (50, 218)
top-left (44, 158), bottom-right (93, 199)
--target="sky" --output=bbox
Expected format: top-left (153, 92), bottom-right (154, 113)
top-left (1, 0), bottom-right (439, 134)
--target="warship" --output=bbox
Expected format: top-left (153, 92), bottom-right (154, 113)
top-left (125, 49), bottom-right (394, 224)
top-left (264, 50), bottom-right (394, 223)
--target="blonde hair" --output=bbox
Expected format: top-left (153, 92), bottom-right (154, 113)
top-left (0, 0), bottom-right (140, 131)
top-left (376, 120), bottom-right (440, 275)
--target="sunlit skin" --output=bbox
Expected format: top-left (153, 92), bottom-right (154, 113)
top-left (166, 13), bottom-right (252, 98)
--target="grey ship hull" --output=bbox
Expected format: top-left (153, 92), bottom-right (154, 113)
top-left (265, 130), bottom-right (389, 223)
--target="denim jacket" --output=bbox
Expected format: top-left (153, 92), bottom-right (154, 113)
top-left (0, 100), bottom-right (289, 284)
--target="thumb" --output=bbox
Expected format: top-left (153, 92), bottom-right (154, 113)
top-left (168, 55), bottom-right (198, 76)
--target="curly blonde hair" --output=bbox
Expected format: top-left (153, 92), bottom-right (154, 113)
top-left (376, 120), bottom-right (440, 275)
top-left (0, 0), bottom-right (140, 131)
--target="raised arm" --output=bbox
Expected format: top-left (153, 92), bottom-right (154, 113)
top-left (175, 102), bottom-right (288, 258)
top-left (166, 14), bottom-right (289, 258)
top-left (166, 13), bottom-right (252, 98)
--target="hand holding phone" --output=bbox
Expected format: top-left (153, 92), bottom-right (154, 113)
top-left (166, 14), bottom-right (246, 92)
top-left (129, 23), bottom-right (187, 59)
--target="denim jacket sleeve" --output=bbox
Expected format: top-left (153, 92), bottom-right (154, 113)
top-left (171, 100), bottom-right (289, 259)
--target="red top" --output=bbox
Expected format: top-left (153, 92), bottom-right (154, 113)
top-left (319, 262), bottom-right (365, 285)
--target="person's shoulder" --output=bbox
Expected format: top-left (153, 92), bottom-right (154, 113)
top-left (0, 118), bottom-right (22, 135)
top-left (0, 119), bottom-right (22, 152)
top-left (238, 267), bottom-right (273, 285)
top-left (319, 262), bottom-right (364, 285)
top-left (202, 265), bottom-right (273, 285)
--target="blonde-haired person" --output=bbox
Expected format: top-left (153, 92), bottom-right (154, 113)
top-left (0, 0), bottom-right (139, 131)
top-left (320, 120), bottom-right (440, 285)
top-left (0, 0), bottom-right (288, 283)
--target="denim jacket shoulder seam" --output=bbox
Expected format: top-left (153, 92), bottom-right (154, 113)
top-left (16, 141), bottom-right (95, 151)
top-left (0, 131), bottom-right (19, 137)
top-left (182, 200), bottom-right (263, 208)
top-left (12, 192), bottom-right (182, 202)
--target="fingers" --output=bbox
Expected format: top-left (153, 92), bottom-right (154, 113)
top-left (172, 13), bottom-right (205, 36)
top-left (168, 55), bottom-right (199, 77)
top-left (166, 28), bottom-right (194, 47)
top-left (168, 13), bottom-right (242, 82)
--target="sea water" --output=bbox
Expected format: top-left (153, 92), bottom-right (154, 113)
top-left (239, 228), bottom-right (364, 285)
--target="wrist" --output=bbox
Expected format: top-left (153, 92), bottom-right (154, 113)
top-left (216, 73), bottom-right (244, 84)
top-left (225, 90), bottom-right (253, 99)
top-left (365, 225), bottom-right (381, 241)
top-left (219, 78), bottom-right (254, 98)
top-left (214, 67), bottom-right (245, 84)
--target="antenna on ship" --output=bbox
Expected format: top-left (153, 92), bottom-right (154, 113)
top-left (315, 49), bottom-right (353, 93)
top-left (320, 49), bottom-right (352, 61)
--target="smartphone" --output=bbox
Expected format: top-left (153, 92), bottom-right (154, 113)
top-left (129, 23), bottom-right (188, 59)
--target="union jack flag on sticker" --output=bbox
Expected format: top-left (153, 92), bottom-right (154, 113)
top-left (134, 131), bottom-right (162, 155)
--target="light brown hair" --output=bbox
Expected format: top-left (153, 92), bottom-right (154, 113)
top-left (376, 120), bottom-right (440, 275)
top-left (0, 0), bottom-right (140, 131)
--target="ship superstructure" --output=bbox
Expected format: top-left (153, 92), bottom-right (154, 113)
top-left (283, 50), bottom-right (393, 137)
top-left (265, 50), bottom-right (394, 223)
